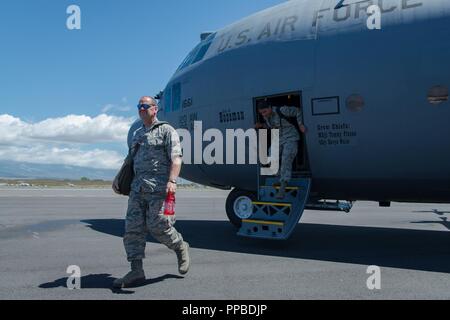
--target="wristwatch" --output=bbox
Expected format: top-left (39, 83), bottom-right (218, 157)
top-left (169, 180), bottom-right (177, 184)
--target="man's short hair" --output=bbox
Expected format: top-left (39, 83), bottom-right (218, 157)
top-left (257, 100), bottom-right (271, 110)
top-left (140, 96), bottom-right (158, 107)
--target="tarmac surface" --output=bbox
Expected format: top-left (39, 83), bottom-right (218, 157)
top-left (0, 188), bottom-right (449, 300)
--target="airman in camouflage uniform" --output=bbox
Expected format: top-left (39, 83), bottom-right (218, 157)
top-left (256, 101), bottom-right (306, 199)
top-left (113, 96), bottom-right (190, 289)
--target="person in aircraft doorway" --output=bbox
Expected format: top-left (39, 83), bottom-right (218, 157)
top-left (255, 100), bottom-right (307, 199)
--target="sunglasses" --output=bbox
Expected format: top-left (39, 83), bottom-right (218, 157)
top-left (137, 104), bottom-right (156, 110)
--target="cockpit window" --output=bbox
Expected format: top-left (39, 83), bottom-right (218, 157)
top-left (177, 32), bottom-right (216, 71)
top-left (177, 44), bottom-right (201, 71)
top-left (192, 41), bottom-right (213, 64)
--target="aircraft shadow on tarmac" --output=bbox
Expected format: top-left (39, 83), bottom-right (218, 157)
top-left (412, 209), bottom-right (450, 230)
top-left (39, 273), bottom-right (184, 294)
top-left (81, 219), bottom-right (450, 274)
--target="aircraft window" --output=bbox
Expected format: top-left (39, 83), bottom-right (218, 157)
top-left (172, 83), bottom-right (181, 111)
top-left (164, 86), bottom-right (172, 113)
top-left (177, 44), bottom-right (201, 71)
top-left (192, 33), bottom-right (216, 64)
top-left (177, 33), bottom-right (216, 71)
top-left (428, 85), bottom-right (448, 105)
top-left (192, 42), bottom-right (213, 64)
top-left (346, 94), bottom-right (365, 112)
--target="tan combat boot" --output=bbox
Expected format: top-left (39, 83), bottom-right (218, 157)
top-left (113, 260), bottom-right (145, 288)
top-left (275, 181), bottom-right (288, 199)
top-left (175, 241), bottom-right (190, 275)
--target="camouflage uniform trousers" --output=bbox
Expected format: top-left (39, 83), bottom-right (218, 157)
top-left (279, 140), bottom-right (298, 183)
top-left (124, 191), bottom-right (184, 262)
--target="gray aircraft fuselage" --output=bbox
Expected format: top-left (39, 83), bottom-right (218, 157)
top-left (129, 0), bottom-right (450, 203)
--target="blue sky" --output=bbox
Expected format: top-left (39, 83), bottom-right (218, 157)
top-left (0, 0), bottom-right (284, 120)
top-left (0, 0), bottom-right (284, 170)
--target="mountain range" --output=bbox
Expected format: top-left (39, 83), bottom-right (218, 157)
top-left (0, 161), bottom-right (117, 181)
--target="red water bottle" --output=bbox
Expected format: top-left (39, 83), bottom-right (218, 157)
top-left (163, 192), bottom-right (176, 216)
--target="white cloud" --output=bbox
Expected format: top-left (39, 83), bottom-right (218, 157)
top-left (0, 113), bottom-right (136, 169)
top-left (0, 144), bottom-right (123, 169)
top-left (0, 114), bottom-right (134, 144)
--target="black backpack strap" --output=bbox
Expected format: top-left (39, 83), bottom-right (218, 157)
top-left (152, 121), bottom-right (169, 129)
top-left (130, 143), bottom-right (140, 158)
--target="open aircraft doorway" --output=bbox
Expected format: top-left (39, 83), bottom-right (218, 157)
top-left (254, 92), bottom-right (310, 176)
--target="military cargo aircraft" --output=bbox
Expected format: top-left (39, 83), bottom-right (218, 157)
top-left (129, 0), bottom-right (450, 240)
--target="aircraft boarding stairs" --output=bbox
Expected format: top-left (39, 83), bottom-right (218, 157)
top-left (237, 177), bottom-right (311, 240)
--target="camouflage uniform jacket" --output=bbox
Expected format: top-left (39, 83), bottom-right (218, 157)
top-left (130, 120), bottom-right (182, 195)
top-left (264, 106), bottom-right (303, 143)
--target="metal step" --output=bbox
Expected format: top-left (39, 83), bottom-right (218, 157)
top-left (259, 185), bottom-right (301, 204)
top-left (239, 219), bottom-right (286, 239)
top-left (238, 177), bottom-right (311, 240)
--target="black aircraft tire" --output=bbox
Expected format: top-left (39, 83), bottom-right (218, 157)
top-left (225, 189), bottom-right (257, 228)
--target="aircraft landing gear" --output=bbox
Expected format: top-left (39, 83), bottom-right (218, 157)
top-left (225, 189), bottom-right (257, 228)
